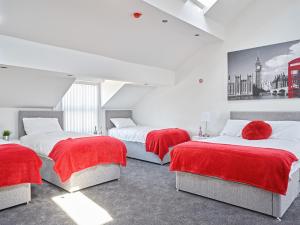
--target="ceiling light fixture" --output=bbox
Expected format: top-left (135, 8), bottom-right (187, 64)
top-left (0, 66), bottom-right (7, 69)
top-left (195, 34), bottom-right (200, 37)
top-left (162, 19), bottom-right (168, 23)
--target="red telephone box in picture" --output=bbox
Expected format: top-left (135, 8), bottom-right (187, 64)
top-left (288, 58), bottom-right (300, 98)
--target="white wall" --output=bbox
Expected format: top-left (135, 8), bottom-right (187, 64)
top-left (133, 0), bottom-right (300, 135)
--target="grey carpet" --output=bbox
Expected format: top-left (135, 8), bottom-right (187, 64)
top-left (0, 159), bottom-right (299, 225)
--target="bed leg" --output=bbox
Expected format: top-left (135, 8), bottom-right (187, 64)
top-left (176, 188), bottom-right (179, 192)
top-left (276, 217), bottom-right (281, 222)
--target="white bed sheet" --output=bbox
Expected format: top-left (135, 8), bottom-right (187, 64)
top-left (20, 131), bottom-right (91, 156)
top-left (108, 126), bottom-right (156, 143)
top-left (198, 136), bottom-right (300, 176)
top-left (0, 140), bottom-right (7, 145)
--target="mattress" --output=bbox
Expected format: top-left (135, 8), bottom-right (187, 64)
top-left (0, 140), bottom-right (11, 144)
top-left (20, 132), bottom-right (122, 192)
top-left (0, 142), bottom-right (32, 209)
top-left (124, 141), bottom-right (170, 164)
top-left (39, 154), bottom-right (120, 192)
top-left (108, 126), bottom-right (156, 143)
top-left (198, 136), bottom-right (300, 176)
top-left (109, 126), bottom-right (173, 164)
top-left (20, 131), bottom-right (92, 156)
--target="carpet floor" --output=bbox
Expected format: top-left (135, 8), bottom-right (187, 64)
top-left (0, 158), bottom-right (299, 225)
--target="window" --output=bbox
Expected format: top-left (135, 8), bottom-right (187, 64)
top-left (61, 82), bottom-right (99, 134)
top-left (191, 0), bottom-right (218, 9)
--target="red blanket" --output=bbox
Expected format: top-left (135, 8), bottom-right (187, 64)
top-left (170, 141), bottom-right (297, 195)
top-left (0, 144), bottom-right (42, 187)
top-left (49, 136), bottom-right (127, 182)
top-left (146, 128), bottom-right (190, 160)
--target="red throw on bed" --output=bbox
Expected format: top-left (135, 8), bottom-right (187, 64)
top-left (49, 136), bottom-right (127, 182)
top-left (0, 144), bottom-right (42, 187)
top-left (170, 141), bottom-right (297, 195)
top-left (146, 128), bottom-right (190, 160)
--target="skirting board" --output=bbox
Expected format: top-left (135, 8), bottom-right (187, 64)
top-left (40, 155), bottom-right (121, 192)
top-left (124, 141), bottom-right (170, 165)
top-left (0, 184), bottom-right (30, 211)
top-left (176, 170), bottom-right (300, 218)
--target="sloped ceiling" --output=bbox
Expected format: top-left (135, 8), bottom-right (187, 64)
top-left (101, 80), bottom-right (126, 107)
top-left (205, 0), bottom-right (254, 25)
top-left (102, 84), bottom-right (154, 109)
top-left (0, 35), bottom-right (174, 86)
top-left (0, 0), bottom-right (216, 70)
top-left (0, 65), bottom-right (75, 108)
top-left (0, 0), bottom-right (256, 94)
top-left (143, 0), bottom-right (224, 40)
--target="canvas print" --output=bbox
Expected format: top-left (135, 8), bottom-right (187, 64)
top-left (228, 40), bottom-right (300, 100)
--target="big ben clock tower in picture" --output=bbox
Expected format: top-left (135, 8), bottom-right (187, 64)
top-left (255, 57), bottom-right (262, 89)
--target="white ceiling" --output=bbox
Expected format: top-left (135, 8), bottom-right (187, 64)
top-left (205, 0), bottom-right (254, 25)
top-left (0, 35), bottom-right (174, 86)
top-left (102, 83), bottom-right (154, 109)
top-left (0, 0), bottom-right (217, 70)
top-left (143, 0), bottom-right (224, 40)
top-left (0, 65), bottom-right (74, 108)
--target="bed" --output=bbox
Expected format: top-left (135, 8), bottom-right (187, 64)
top-left (172, 111), bottom-right (300, 219)
top-left (0, 140), bottom-right (42, 210)
top-left (105, 110), bottom-right (189, 165)
top-left (0, 183), bottom-right (31, 211)
top-left (19, 110), bottom-right (125, 193)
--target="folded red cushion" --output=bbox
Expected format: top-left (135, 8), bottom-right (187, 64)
top-left (242, 120), bottom-right (272, 140)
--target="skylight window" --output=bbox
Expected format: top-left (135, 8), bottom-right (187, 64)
top-left (191, 0), bottom-right (218, 10)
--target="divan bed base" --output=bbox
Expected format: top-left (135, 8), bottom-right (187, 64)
top-left (124, 141), bottom-right (170, 165)
top-left (176, 170), bottom-right (300, 218)
top-left (40, 155), bottom-right (121, 192)
top-left (0, 184), bottom-right (31, 211)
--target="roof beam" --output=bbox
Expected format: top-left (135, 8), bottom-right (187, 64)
top-left (0, 35), bottom-right (174, 86)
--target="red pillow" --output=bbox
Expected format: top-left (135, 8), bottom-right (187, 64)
top-left (242, 120), bottom-right (272, 140)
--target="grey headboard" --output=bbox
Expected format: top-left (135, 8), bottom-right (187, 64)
top-left (230, 111), bottom-right (300, 121)
top-left (105, 110), bottom-right (133, 130)
top-left (18, 111), bottom-right (64, 138)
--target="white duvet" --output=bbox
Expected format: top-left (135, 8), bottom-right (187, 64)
top-left (108, 126), bottom-right (156, 143)
top-left (200, 136), bottom-right (300, 176)
top-left (0, 140), bottom-right (8, 145)
top-left (20, 131), bottom-right (92, 156)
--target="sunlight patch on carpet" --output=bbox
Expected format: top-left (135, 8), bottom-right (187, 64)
top-left (52, 192), bottom-right (113, 225)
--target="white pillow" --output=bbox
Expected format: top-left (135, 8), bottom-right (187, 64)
top-left (23, 118), bottom-right (63, 135)
top-left (220, 119), bottom-right (250, 137)
top-left (267, 121), bottom-right (300, 141)
top-left (110, 118), bottom-right (136, 128)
